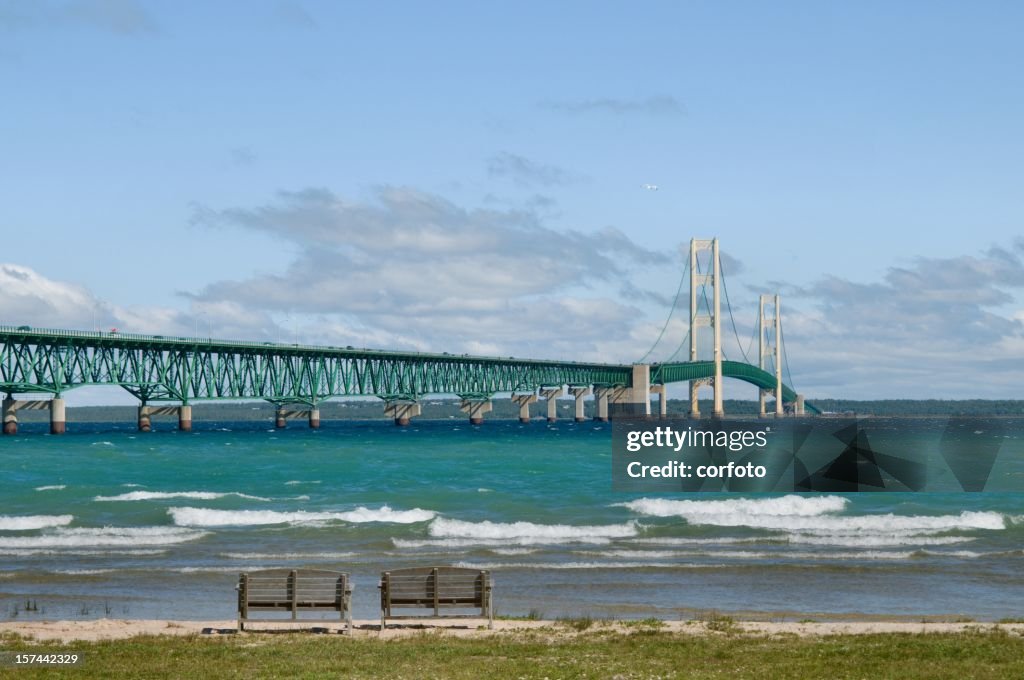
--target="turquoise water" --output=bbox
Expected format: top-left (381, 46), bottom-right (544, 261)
top-left (2, 419), bottom-right (1023, 621)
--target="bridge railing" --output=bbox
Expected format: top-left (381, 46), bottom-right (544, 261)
top-left (0, 325), bottom-right (626, 369)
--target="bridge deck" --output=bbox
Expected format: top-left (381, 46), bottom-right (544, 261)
top-left (0, 326), bottom-right (815, 412)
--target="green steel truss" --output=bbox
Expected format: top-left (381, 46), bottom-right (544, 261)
top-left (652, 361), bottom-right (821, 414)
top-left (0, 327), bottom-right (630, 405)
top-left (0, 327), bottom-right (816, 412)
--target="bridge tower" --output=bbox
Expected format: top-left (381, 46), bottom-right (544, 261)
top-left (689, 238), bottom-right (723, 418)
top-left (758, 294), bottom-right (784, 417)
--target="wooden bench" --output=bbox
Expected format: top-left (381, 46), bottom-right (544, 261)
top-left (237, 568), bottom-right (352, 633)
top-left (379, 566), bottom-right (493, 630)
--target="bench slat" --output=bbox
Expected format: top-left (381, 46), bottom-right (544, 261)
top-left (238, 569), bottom-right (352, 634)
top-left (379, 566), bottom-right (493, 631)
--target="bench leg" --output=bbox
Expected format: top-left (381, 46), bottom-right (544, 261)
top-left (380, 610), bottom-right (386, 633)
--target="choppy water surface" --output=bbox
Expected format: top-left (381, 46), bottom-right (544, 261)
top-left (2, 419), bottom-right (1022, 621)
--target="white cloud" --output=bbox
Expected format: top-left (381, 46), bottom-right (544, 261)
top-left (189, 186), bottom-right (668, 360)
top-left (0, 264), bottom-right (278, 340)
top-left (778, 245), bottom-right (1024, 398)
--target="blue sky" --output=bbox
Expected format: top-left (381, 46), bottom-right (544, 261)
top-left (1, 0), bottom-right (1023, 400)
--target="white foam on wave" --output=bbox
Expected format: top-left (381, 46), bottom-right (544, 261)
top-left (575, 548), bottom-right (986, 561)
top-left (634, 533), bottom-right (975, 549)
top-left (171, 566), bottom-right (268, 574)
top-left (618, 495), bottom-right (848, 518)
top-left (169, 505), bottom-right (436, 527)
top-left (34, 485), bottom-right (66, 491)
top-left (393, 537), bottom-right (613, 549)
top-left (220, 552), bottom-right (356, 560)
top-left (0, 526), bottom-right (208, 549)
top-left (575, 549), bottom-right (702, 559)
top-left (489, 548), bottom-right (540, 556)
top-left (0, 548), bottom-right (167, 557)
top-left (620, 496), bottom-right (1007, 536)
top-left (685, 510), bottom-right (1003, 534)
top-left (0, 515), bottom-right (73, 531)
top-left (428, 518), bottom-right (640, 542)
top-left (454, 561), bottom-right (721, 570)
top-left (786, 534), bottom-right (975, 547)
top-left (95, 491), bottom-right (271, 502)
top-left (285, 480), bottom-right (321, 486)
top-left (628, 537), bottom-right (767, 546)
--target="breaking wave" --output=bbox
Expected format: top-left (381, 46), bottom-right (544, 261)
top-left (0, 515), bottom-right (74, 531)
top-left (168, 505), bottom-right (436, 527)
top-left (427, 518), bottom-right (640, 543)
top-left (95, 491), bottom-right (270, 502)
top-left (0, 526), bottom-right (208, 549)
top-left (619, 496), bottom-right (1007, 537)
top-left (617, 495), bottom-right (848, 518)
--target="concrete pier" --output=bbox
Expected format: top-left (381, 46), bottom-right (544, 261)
top-left (2, 399), bottom-right (52, 435)
top-left (384, 400), bottom-right (421, 426)
top-left (49, 397), bottom-right (66, 434)
top-left (273, 406), bottom-right (317, 428)
top-left (569, 386), bottom-right (591, 422)
top-left (178, 405), bottom-right (192, 432)
top-left (592, 387), bottom-right (612, 422)
top-left (630, 364), bottom-right (651, 418)
top-left (3, 397), bottom-right (17, 435)
top-left (796, 394), bottom-right (805, 416)
top-left (540, 387), bottom-right (563, 422)
top-left (650, 385), bottom-right (667, 419)
top-left (511, 393), bottom-right (537, 423)
top-left (138, 405), bottom-right (178, 431)
top-left (460, 398), bottom-right (492, 425)
top-left (138, 405), bottom-right (152, 432)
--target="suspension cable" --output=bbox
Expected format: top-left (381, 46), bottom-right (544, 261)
top-left (744, 313), bottom-right (759, 367)
top-left (636, 255), bottom-right (690, 363)
top-left (718, 256), bottom-right (752, 364)
top-left (662, 325), bottom-right (692, 363)
top-left (663, 249), bottom-right (713, 364)
top-left (779, 315), bottom-right (797, 392)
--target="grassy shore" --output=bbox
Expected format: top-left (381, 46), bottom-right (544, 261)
top-left (3, 625), bottom-right (1024, 679)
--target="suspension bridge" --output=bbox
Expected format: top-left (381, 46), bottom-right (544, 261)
top-left (0, 238), bottom-right (816, 434)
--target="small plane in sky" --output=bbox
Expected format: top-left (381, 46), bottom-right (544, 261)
top-left (642, 184), bottom-right (658, 191)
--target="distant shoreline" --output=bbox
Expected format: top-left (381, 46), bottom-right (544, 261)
top-left (11, 398), bottom-right (1024, 423)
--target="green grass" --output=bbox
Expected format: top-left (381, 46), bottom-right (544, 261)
top-left (622, 618), bottom-right (665, 630)
top-left (556, 614), bottom-right (596, 631)
top-left (2, 628), bottom-right (1023, 679)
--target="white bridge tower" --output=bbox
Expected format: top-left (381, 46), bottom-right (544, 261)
top-left (689, 238), bottom-right (724, 418)
top-left (758, 294), bottom-right (784, 416)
